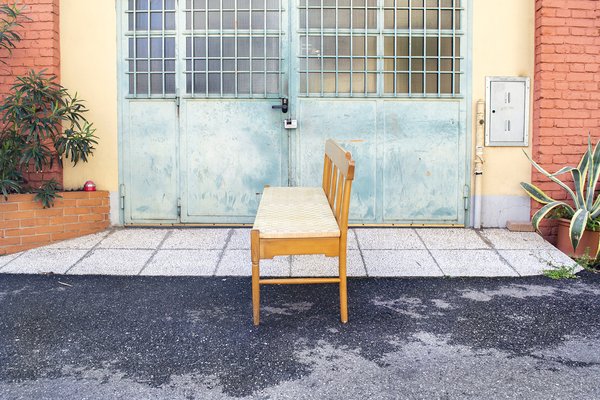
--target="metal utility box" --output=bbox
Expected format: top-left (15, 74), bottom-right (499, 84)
top-left (485, 77), bottom-right (530, 147)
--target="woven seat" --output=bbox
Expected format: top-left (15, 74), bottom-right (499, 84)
top-left (253, 187), bottom-right (340, 239)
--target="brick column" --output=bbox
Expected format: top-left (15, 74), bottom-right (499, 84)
top-left (0, 0), bottom-right (61, 186)
top-left (533, 0), bottom-right (600, 242)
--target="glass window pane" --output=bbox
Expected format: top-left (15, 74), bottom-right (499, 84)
top-left (150, 12), bottom-right (162, 30)
top-left (266, 73), bottom-right (279, 94)
top-left (223, 73), bottom-right (235, 93)
top-left (136, 74), bottom-right (148, 94)
top-left (165, 12), bottom-right (175, 29)
top-left (150, 37), bottom-right (162, 58)
top-left (223, 11), bottom-right (235, 29)
top-left (426, 73), bottom-right (438, 94)
top-left (426, 10), bottom-right (438, 29)
top-left (252, 75), bottom-right (265, 94)
top-left (136, 12), bottom-right (148, 30)
top-left (208, 73), bottom-right (220, 93)
top-left (150, 74), bottom-right (162, 94)
top-left (411, 73), bottom-right (424, 93)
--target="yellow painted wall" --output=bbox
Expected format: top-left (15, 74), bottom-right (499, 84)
top-left (472, 0), bottom-right (535, 196)
top-left (60, 0), bottom-right (535, 198)
top-left (60, 0), bottom-right (118, 191)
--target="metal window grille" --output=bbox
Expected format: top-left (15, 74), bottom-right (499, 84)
top-left (298, 0), bottom-right (464, 97)
top-left (184, 0), bottom-right (283, 98)
top-left (126, 0), bottom-right (177, 97)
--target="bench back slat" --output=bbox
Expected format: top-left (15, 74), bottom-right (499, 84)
top-left (322, 140), bottom-right (355, 229)
top-left (325, 140), bottom-right (355, 181)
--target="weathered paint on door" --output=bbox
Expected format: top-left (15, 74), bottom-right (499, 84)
top-left (120, 0), bottom-right (469, 225)
top-left (180, 100), bottom-right (288, 223)
top-left (122, 100), bottom-right (179, 223)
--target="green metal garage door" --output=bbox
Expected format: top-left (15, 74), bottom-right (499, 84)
top-left (119, 0), bottom-right (469, 225)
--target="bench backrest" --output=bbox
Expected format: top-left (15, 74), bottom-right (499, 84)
top-left (322, 140), bottom-right (355, 231)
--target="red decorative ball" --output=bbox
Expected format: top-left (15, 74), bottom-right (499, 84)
top-left (83, 180), bottom-right (96, 192)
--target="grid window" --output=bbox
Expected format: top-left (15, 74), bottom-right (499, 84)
top-left (184, 0), bottom-right (283, 97)
top-left (126, 0), bottom-right (177, 97)
top-left (299, 0), bottom-right (464, 97)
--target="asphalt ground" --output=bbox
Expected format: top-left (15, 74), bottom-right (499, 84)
top-left (1, 272), bottom-right (599, 399)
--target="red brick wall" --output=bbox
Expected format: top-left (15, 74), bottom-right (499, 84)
top-left (0, 0), bottom-right (62, 187)
top-left (533, 0), bottom-right (600, 241)
top-left (0, 191), bottom-right (110, 255)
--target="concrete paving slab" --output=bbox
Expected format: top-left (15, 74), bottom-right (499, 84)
top-left (162, 228), bottom-right (230, 250)
top-left (347, 229), bottom-right (359, 249)
top-left (141, 250), bottom-right (221, 276)
top-left (227, 229), bottom-right (251, 249)
top-left (480, 229), bottom-right (556, 250)
top-left (417, 228), bottom-right (491, 249)
top-left (362, 250), bottom-right (442, 277)
top-left (355, 228), bottom-right (425, 250)
top-left (68, 249), bottom-right (154, 275)
top-left (432, 250), bottom-right (516, 277)
top-left (291, 250), bottom-right (365, 277)
top-left (43, 231), bottom-right (110, 250)
top-left (216, 250), bottom-right (290, 277)
top-left (0, 252), bottom-right (20, 269)
top-left (228, 229), bottom-right (359, 250)
top-left (499, 249), bottom-right (581, 276)
top-left (97, 229), bottom-right (168, 249)
top-left (1, 249), bottom-right (87, 274)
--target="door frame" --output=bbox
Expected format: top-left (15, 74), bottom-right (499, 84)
top-left (116, 0), bottom-right (473, 226)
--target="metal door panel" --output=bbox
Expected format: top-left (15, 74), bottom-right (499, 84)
top-left (181, 100), bottom-right (287, 223)
top-left (124, 101), bottom-right (179, 222)
top-left (296, 99), bottom-right (378, 222)
top-left (382, 101), bottom-right (464, 223)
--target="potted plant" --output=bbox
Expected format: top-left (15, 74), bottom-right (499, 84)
top-left (520, 137), bottom-right (600, 258)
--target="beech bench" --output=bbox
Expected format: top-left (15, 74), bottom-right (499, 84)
top-left (251, 140), bottom-right (355, 325)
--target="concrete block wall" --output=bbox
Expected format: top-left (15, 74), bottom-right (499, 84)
top-left (533, 0), bottom-right (600, 241)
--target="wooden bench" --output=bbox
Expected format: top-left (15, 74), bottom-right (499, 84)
top-left (251, 140), bottom-right (355, 325)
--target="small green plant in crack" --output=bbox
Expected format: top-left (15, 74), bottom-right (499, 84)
top-left (574, 252), bottom-right (600, 273)
top-left (543, 265), bottom-right (579, 280)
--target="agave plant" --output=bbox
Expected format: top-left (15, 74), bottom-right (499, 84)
top-left (520, 137), bottom-right (600, 254)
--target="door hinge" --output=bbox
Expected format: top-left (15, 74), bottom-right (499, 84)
top-left (177, 198), bottom-right (182, 217)
top-left (463, 185), bottom-right (470, 210)
top-left (119, 184), bottom-right (126, 210)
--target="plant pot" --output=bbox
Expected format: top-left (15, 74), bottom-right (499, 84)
top-left (556, 218), bottom-right (600, 258)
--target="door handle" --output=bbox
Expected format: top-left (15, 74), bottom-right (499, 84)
top-left (271, 98), bottom-right (288, 113)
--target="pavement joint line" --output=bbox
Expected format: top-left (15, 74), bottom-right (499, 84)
top-left (0, 250), bottom-right (26, 271)
top-left (64, 227), bottom-right (119, 275)
top-left (138, 230), bottom-right (173, 276)
top-left (213, 229), bottom-right (234, 276)
top-left (474, 229), bottom-right (522, 277)
top-left (351, 229), bottom-right (369, 277)
top-left (45, 229), bottom-right (111, 250)
top-left (414, 229), bottom-right (446, 276)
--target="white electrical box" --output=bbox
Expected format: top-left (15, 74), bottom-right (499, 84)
top-left (485, 77), bottom-right (530, 147)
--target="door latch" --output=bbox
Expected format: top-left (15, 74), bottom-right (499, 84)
top-left (272, 98), bottom-right (288, 113)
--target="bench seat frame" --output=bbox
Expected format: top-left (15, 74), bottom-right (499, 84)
top-left (251, 140), bottom-right (355, 325)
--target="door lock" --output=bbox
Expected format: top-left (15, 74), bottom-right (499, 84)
top-left (272, 98), bottom-right (289, 113)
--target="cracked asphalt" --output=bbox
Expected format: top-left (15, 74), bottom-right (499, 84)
top-left (1, 272), bottom-right (599, 399)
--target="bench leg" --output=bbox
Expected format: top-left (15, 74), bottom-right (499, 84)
top-left (251, 230), bottom-right (260, 325)
top-left (339, 246), bottom-right (348, 323)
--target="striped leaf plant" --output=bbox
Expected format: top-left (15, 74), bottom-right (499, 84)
top-left (520, 137), bottom-right (600, 256)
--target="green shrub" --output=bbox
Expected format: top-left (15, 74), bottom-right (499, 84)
top-left (0, 4), bottom-right (98, 206)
